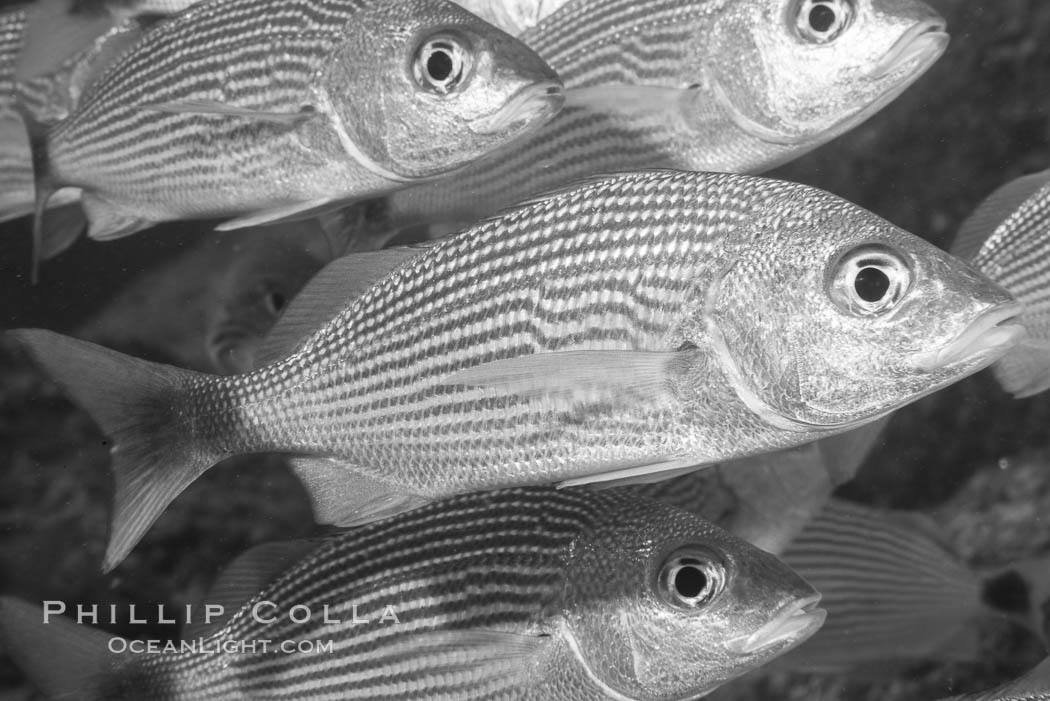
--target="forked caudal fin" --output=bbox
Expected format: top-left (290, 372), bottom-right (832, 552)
top-left (0, 596), bottom-right (124, 700)
top-left (10, 329), bottom-right (219, 571)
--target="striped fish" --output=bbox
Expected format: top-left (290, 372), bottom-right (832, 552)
top-left (951, 169), bottom-right (1050, 398)
top-left (941, 657), bottom-right (1050, 700)
top-left (21, 0), bottom-right (562, 258)
top-left (777, 498), bottom-right (1045, 672)
top-left (0, 487), bottom-right (827, 701)
top-left (0, 3), bottom-right (178, 259)
top-left (384, 0), bottom-right (949, 231)
top-left (10, 170), bottom-right (1024, 571)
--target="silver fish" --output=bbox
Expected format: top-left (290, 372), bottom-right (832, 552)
top-left (941, 658), bottom-right (1050, 701)
top-left (1, 5), bottom-right (163, 259)
top-left (778, 498), bottom-right (1048, 673)
top-left (0, 487), bottom-right (827, 701)
top-left (386, 0), bottom-right (949, 231)
top-left (10, 170), bottom-right (1024, 570)
top-left (952, 168), bottom-right (1050, 398)
top-left (23, 0), bottom-right (563, 254)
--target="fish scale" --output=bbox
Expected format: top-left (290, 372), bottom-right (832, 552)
top-left (384, 0), bottom-right (948, 230)
top-left (46, 0), bottom-right (365, 212)
top-left (130, 491), bottom-right (582, 699)
top-left (220, 179), bottom-right (714, 479)
top-left (10, 169), bottom-right (1022, 570)
top-left (0, 487), bottom-right (822, 699)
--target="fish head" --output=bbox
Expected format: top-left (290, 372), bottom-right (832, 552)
top-left (324, 0), bottom-right (563, 181)
top-left (699, 180), bottom-right (1026, 430)
top-left (560, 496), bottom-right (824, 699)
top-left (705, 0), bottom-right (948, 148)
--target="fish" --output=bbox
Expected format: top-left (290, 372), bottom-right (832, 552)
top-left (951, 169), bottom-right (1050, 398)
top-left (452, 0), bottom-right (572, 35)
top-left (940, 657), bottom-right (1050, 701)
top-left (18, 0), bottom-right (564, 267)
top-left (384, 0), bottom-right (950, 231)
top-left (9, 169), bottom-right (1025, 571)
top-left (776, 498), bottom-right (1050, 673)
top-left (0, 4), bottom-right (169, 260)
top-left (0, 487), bottom-right (827, 701)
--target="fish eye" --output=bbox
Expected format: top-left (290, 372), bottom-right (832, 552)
top-left (413, 34), bottom-right (472, 95)
top-left (795, 0), bottom-right (854, 44)
top-left (657, 548), bottom-right (726, 610)
top-left (829, 244), bottom-right (912, 316)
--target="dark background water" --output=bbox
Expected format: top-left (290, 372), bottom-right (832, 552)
top-left (1, 0), bottom-right (1049, 699)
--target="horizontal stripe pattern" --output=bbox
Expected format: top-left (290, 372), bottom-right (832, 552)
top-left (193, 171), bottom-right (812, 491)
top-left (781, 499), bottom-right (982, 669)
top-left (47, 0), bottom-right (372, 215)
top-left (385, 0), bottom-right (778, 228)
top-left (122, 488), bottom-right (618, 699)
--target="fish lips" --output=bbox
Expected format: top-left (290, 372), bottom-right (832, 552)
top-left (469, 81), bottom-right (564, 135)
top-left (729, 594), bottom-right (826, 655)
top-left (912, 301), bottom-right (1027, 372)
top-left (869, 19), bottom-right (950, 80)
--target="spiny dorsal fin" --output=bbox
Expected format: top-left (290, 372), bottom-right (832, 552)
top-left (252, 246), bottom-right (430, 368)
top-left (952, 169), bottom-right (1050, 261)
top-left (182, 538), bottom-right (327, 641)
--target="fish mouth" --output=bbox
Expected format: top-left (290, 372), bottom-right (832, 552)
top-left (729, 594), bottom-right (826, 655)
top-left (912, 302), bottom-right (1027, 372)
top-left (870, 20), bottom-right (950, 79)
top-left (469, 81), bottom-right (564, 135)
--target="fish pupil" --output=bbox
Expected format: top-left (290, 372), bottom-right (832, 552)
top-left (674, 565), bottom-right (708, 599)
top-left (809, 4), bottom-right (837, 33)
top-left (427, 50), bottom-right (454, 82)
top-left (269, 291), bottom-right (287, 313)
top-left (854, 266), bottom-right (890, 303)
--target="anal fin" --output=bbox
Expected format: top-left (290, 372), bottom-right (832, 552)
top-left (81, 193), bottom-right (153, 241)
top-left (287, 457), bottom-right (430, 526)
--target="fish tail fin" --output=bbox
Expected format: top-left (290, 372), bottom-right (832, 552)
top-left (9, 329), bottom-right (219, 571)
top-left (0, 596), bottom-right (122, 700)
top-left (10, 102), bottom-right (58, 284)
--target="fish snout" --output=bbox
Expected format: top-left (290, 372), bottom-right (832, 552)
top-left (728, 594), bottom-right (826, 655)
top-left (912, 301), bottom-right (1027, 372)
top-left (870, 15), bottom-right (950, 79)
top-left (469, 80), bottom-right (564, 135)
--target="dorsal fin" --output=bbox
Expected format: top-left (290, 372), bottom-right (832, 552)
top-left (253, 245), bottom-right (435, 368)
top-left (182, 538), bottom-right (327, 640)
top-left (952, 169), bottom-right (1050, 261)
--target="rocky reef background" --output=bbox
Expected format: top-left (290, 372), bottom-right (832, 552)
top-left (1, 0), bottom-right (1049, 698)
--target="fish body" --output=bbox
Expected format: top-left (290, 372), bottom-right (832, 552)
top-left (952, 169), bottom-right (1050, 398)
top-left (0, 4), bottom-right (157, 247)
top-left (11, 170), bottom-right (1024, 569)
top-left (29, 0), bottom-right (563, 242)
top-left (386, 0), bottom-right (949, 230)
top-left (0, 487), bottom-right (827, 701)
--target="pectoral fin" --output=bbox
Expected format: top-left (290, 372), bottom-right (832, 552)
top-left (442, 349), bottom-right (683, 410)
top-left (141, 100), bottom-right (317, 126)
